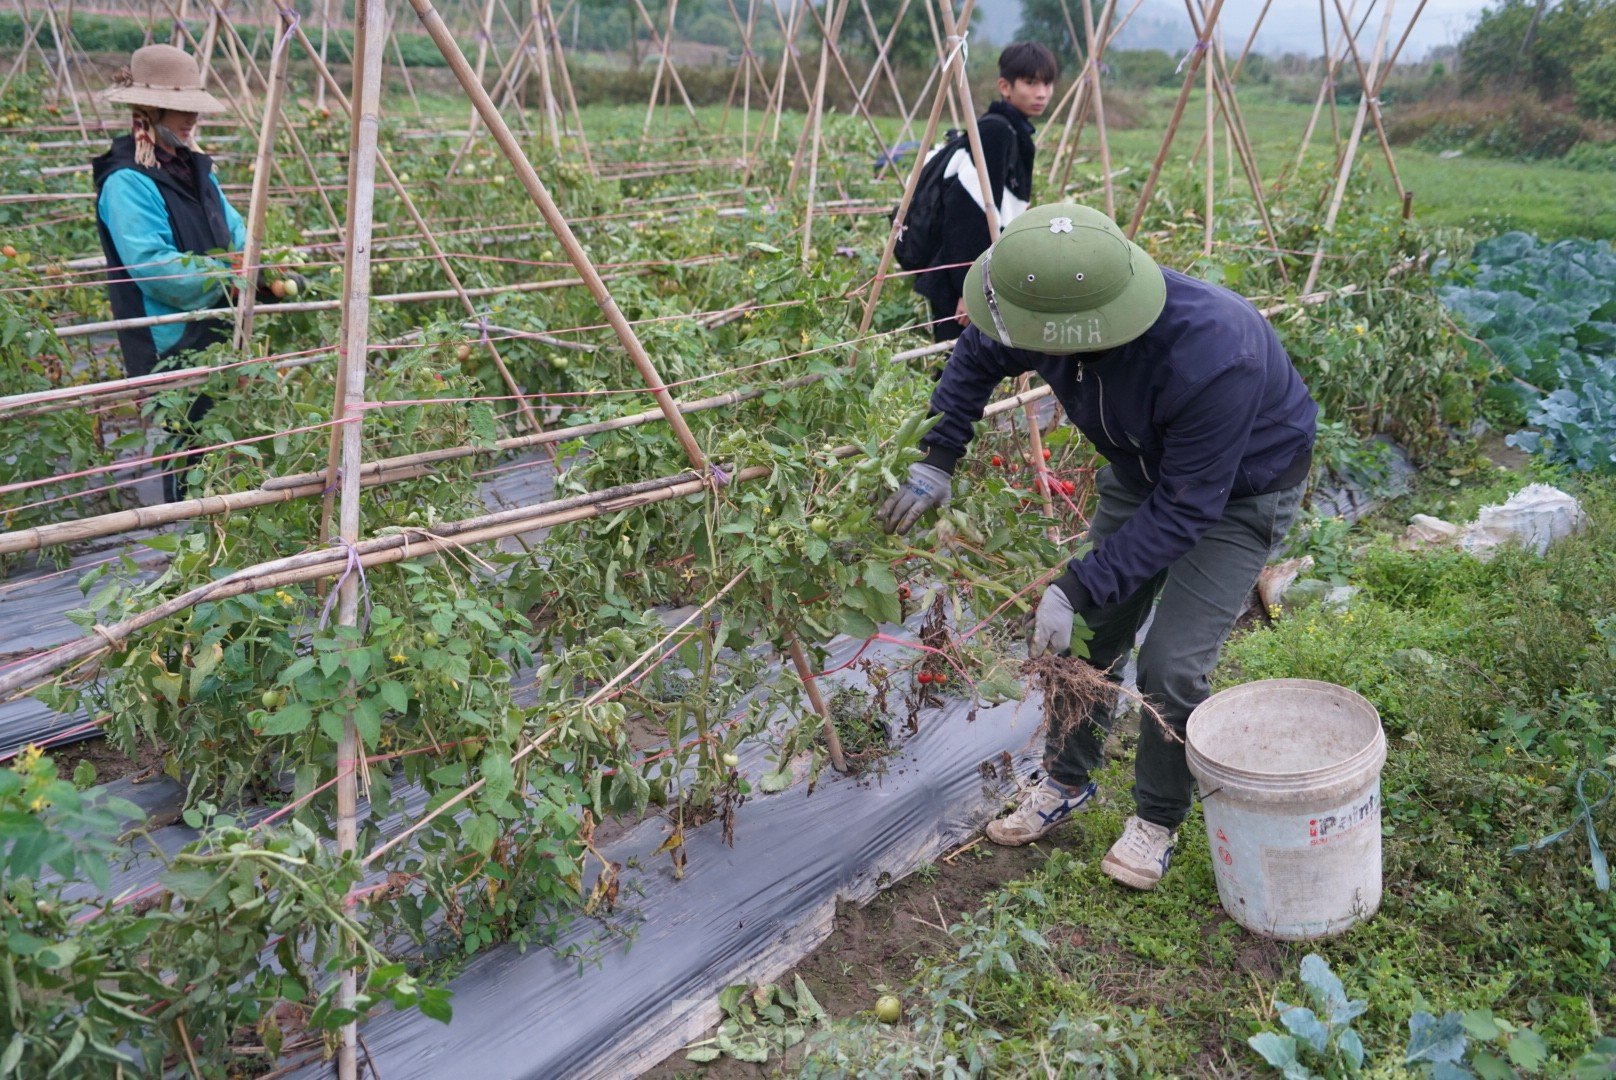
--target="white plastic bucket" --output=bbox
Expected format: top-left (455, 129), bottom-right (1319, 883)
top-left (1186, 679), bottom-right (1386, 941)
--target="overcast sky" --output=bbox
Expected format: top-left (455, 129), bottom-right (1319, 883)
top-left (977, 0), bottom-right (1497, 59)
top-left (1225, 0), bottom-right (1495, 58)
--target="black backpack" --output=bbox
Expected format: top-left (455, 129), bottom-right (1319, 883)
top-left (890, 113), bottom-right (1014, 272)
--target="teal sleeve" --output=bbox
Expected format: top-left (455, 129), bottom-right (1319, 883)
top-left (211, 172), bottom-right (247, 249)
top-left (97, 170), bottom-right (231, 311)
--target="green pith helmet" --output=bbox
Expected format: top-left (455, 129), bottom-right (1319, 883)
top-left (962, 204), bottom-right (1166, 354)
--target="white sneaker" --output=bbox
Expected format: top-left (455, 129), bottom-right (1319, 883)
top-left (984, 777), bottom-right (1097, 846)
top-left (1101, 815), bottom-right (1177, 890)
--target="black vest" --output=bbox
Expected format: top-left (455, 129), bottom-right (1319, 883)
top-left (91, 135), bottom-right (233, 377)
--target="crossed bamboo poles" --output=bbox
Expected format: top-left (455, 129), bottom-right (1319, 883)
top-left (5, 2), bottom-right (1432, 1073)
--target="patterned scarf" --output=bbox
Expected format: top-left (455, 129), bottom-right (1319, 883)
top-left (128, 105), bottom-right (198, 169)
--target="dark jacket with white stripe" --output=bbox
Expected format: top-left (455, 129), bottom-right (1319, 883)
top-left (920, 267), bottom-right (1317, 611)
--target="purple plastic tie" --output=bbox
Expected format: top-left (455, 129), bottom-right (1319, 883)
top-left (317, 536), bottom-right (374, 633)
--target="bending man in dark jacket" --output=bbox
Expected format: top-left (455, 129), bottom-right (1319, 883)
top-left (878, 204), bottom-right (1317, 890)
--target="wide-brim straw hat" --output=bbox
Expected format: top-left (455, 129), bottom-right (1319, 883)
top-left (104, 44), bottom-right (226, 114)
top-left (963, 204), bottom-right (1166, 355)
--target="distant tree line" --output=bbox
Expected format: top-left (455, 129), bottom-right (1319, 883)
top-left (1459, 0), bottom-right (1616, 119)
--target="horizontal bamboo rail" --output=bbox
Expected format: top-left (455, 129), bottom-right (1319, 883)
top-left (0, 382), bottom-right (1060, 700)
top-left (49, 260), bottom-right (717, 339)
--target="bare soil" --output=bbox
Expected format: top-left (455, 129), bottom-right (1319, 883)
top-left (642, 837), bottom-right (1049, 1079)
top-left (47, 734), bottom-right (165, 788)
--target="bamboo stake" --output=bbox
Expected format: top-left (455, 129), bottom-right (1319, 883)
top-left (315, 0), bottom-right (331, 108)
top-left (529, 0), bottom-right (562, 151)
top-left (634, 0), bottom-right (699, 141)
top-left (857, 0), bottom-right (916, 144)
top-left (159, 0), bottom-right (343, 234)
top-left (1303, 0), bottom-right (1396, 293)
top-left (232, 3), bottom-right (293, 353)
top-left (1204, 35), bottom-right (1214, 256)
top-left (798, 0), bottom-right (892, 157)
top-left (939, 0), bottom-right (997, 242)
top-left (852, 0), bottom-right (976, 354)
top-left (1293, 0), bottom-right (1366, 176)
top-left (288, 18), bottom-right (547, 436)
top-left (51, 267), bottom-right (668, 338)
top-left (1186, 0), bottom-right (1271, 165)
top-left (405, 0), bottom-right (709, 473)
top-left (1183, 0), bottom-right (1289, 282)
top-left (42, 4), bottom-right (88, 139)
top-left (799, 0), bottom-right (848, 265)
top-left (541, 0), bottom-right (595, 175)
top-left (389, 5), bottom-right (427, 122)
top-left (1078, 0), bottom-right (1115, 216)
top-left (1330, 0), bottom-right (1406, 202)
top-left (0, 16), bottom-right (47, 100)
top-left (327, 0), bottom-right (389, 1070)
top-left (917, 0), bottom-right (960, 130)
top-left (1125, 0), bottom-right (1226, 238)
top-left (1046, 0), bottom-right (1130, 192)
top-left (936, 0), bottom-right (1055, 530)
top-left (468, 0), bottom-right (497, 142)
top-left (788, 636), bottom-right (846, 773)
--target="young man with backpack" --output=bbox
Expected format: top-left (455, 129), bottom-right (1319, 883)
top-left (901, 42), bottom-right (1058, 343)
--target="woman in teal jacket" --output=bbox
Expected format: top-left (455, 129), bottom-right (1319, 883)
top-left (94, 43), bottom-right (243, 501)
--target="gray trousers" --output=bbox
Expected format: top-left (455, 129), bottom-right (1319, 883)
top-left (1045, 466), bottom-right (1306, 830)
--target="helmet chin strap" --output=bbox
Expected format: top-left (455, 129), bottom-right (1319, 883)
top-left (979, 252), bottom-right (1012, 345)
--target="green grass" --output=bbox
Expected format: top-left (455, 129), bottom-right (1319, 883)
top-left (1086, 88), bottom-right (1616, 241)
top-left (804, 469), bottom-right (1616, 1077)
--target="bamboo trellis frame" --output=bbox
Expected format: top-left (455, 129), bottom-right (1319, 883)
top-left (0, 8), bottom-right (1435, 1070)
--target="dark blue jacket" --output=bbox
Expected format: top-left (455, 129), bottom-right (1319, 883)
top-left (920, 267), bottom-right (1317, 611)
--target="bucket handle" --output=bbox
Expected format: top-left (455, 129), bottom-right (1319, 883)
top-left (1197, 785), bottom-right (1223, 802)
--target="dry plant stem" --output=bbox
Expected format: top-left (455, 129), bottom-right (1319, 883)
top-left (1022, 653), bottom-right (1180, 748)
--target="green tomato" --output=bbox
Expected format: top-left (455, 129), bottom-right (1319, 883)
top-left (810, 517), bottom-right (831, 537)
top-left (766, 523), bottom-right (782, 538)
top-left (261, 690), bottom-right (284, 710)
top-left (721, 752), bottom-right (740, 768)
top-left (875, 995), bottom-right (901, 1024)
top-left (422, 632), bottom-right (441, 647)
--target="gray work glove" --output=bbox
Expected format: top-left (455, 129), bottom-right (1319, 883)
top-left (1030, 583), bottom-right (1075, 657)
top-left (876, 462), bottom-right (951, 535)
